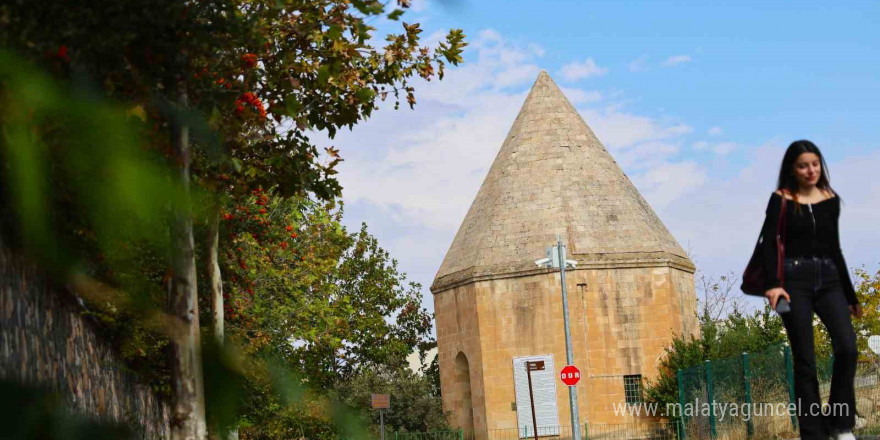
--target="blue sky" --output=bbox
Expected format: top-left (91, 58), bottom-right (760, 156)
top-left (422, 0), bottom-right (880, 149)
top-left (316, 0), bottom-right (880, 320)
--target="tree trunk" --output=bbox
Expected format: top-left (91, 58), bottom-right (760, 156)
top-left (206, 204), bottom-right (224, 343)
top-left (169, 76), bottom-right (207, 440)
top-left (206, 203), bottom-right (239, 440)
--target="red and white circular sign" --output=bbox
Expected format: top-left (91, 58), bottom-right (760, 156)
top-left (560, 365), bottom-right (580, 386)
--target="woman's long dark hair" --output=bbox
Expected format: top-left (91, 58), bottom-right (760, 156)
top-left (776, 139), bottom-right (839, 213)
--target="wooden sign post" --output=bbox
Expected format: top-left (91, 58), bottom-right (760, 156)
top-left (525, 360), bottom-right (545, 440)
top-left (372, 393), bottom-right (391, 440)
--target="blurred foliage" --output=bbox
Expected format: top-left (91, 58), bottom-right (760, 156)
top-left (0, 54), bottom-right (440, 437)
top-left (0, 48), bottom-right (185, 394)
top-left (0, 379), bottom-right (134, 440)
top-left (0, 0), bottom-right (466, 435)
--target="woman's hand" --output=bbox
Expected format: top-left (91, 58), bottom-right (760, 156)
top-left (765, 287), bottom-right (791, 311)
top-left (849, 303), bottom-right (863, 319)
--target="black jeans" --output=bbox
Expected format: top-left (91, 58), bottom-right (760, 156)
top-left (779, 256), bottom-right (858, 439)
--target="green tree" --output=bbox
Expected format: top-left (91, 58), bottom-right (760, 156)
top-left (214, 188), bottom-right (436, 433)
top-left (191, 0), bottom-right (465, 363)
top-left (333, 367), bottom-right (450, 435)
top-left (3, 1), bottom-right (465, 438)
top-left (814, 267), bottom-right (880, 359)
top-left (644, 272), bottom-right (788, 421)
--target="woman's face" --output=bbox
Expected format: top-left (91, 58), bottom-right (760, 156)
top-left (792, 152), bottom-right (822, 188)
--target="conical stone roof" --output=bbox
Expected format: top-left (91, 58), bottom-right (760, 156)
top-left (431, 71), bottom-right (694, 293)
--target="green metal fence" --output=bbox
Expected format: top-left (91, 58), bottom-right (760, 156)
top-left (397, 344), bottom-right (880, 440)
top-left (394, 422), bottom-right (682, 440)
top-left (396, 428), bottom-right (465, 440)
top-left (677, 342), bottom-right (880, 440)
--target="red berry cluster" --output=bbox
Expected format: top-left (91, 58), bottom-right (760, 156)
top-left (57, 45), bottom-right (70, 62)
top-left (241, 53), bottom-right (258, 68)
top-left (254, 194), bottom-right (269, 206)
top-left (235, 92), bottom-right (267, 119)
top-left (220, 187), bottom-right (319, 326)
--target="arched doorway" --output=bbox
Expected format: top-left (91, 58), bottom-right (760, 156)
top-left (454, 352), bottom-right (475, 434)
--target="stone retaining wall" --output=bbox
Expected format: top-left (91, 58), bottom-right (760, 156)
top-left (0, 248), bottom-right (170, 439)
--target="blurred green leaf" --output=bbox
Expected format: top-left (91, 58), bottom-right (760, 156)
top-left (387, 9), bottom-right (405, 20)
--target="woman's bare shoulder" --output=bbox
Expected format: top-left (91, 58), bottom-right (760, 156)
top-left (773, 189), bottom-right (793, 200)
top-left (772, 188), bottom-right (837, 201)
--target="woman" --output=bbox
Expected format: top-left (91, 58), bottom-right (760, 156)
top-left (761, 140), bottom-right (863, 440)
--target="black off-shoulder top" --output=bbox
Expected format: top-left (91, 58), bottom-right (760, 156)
top-left (760, 191), bottom-right (858, 305)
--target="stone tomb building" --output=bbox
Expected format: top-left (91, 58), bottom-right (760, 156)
top-left (430, 71), bottom-right (699, 439)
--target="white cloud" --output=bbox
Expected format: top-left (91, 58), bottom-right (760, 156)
top-left (692, 140), bottom-right (736, 155)
top-left (326, 29), bottom-right (545, 232)
top-left (413, 29), bottom-right (546, 103)
top-left (631, 161), bottom-right (707, 208)
top-left (312, 27), bottom-right (879, 322)
top-left (561, 87), bottom-right (602, 104)
top-left (559, 58), bottom-right (608, 81)
top-left (629, 54), bottom-right (649, 72)
top-left (409, 0), bottom-right (429, 12)
top-left (708, 126), bottom-right (723, 136)
top-left (495, 64), bottom-right (542, 89)
top-left (314, 28), bottom-right (711, 317)
top-left (713, 142), bottom-right (736, 155)
top-left (830, 151), bottom-right (880, 271)
top-left (662, 55), bottom-right (693, 67)
top-left (578, 105), bottom-right (693, 150)
top-left (614, 141), bottom-right (681, 171)
top-left (407, 346), bottom-right (437, 374)
top-left (527, 43), bottom-right (546, 58)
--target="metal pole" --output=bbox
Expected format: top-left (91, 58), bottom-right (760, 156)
top-left (527, 364), bottom-right (539, 440)
top-left (705, 360), bottom-right (716, 439)
top-left (380, 409), bottom-right (385, 440)
top-left (677, 369), bottom-right (686, 440)
top-left (742, 353), bottom-right (754, 439)
top-left (557, 233), bottom-right (581, 440)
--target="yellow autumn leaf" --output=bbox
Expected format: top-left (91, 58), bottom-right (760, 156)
top-left (126, 105), bottom-right (147, 122)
